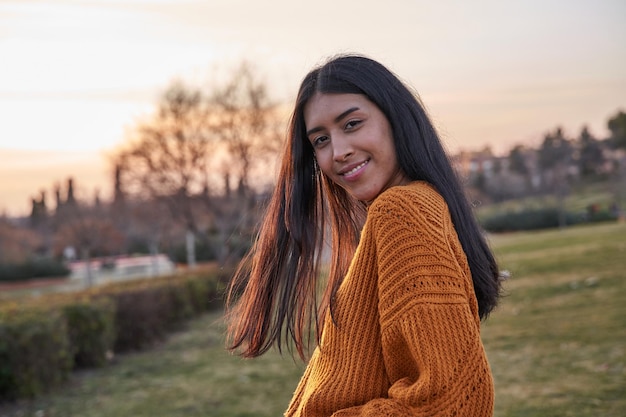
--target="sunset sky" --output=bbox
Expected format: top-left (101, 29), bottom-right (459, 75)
top-left (1, 0), bottom-right (624, 216)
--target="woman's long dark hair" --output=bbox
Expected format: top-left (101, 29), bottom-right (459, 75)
top-left (226, 54), bottom-right (501, 359)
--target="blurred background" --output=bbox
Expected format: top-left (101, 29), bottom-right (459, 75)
top-left (0, 1), bottom-right (625, 416)
top-left (1, 0), bottom-right (625, 216)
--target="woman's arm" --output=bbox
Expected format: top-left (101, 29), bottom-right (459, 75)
top-left (331, 184), bottom-right (494, 416)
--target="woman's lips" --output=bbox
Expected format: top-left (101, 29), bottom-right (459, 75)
top-left (340, 159), bottom-right (369, 180)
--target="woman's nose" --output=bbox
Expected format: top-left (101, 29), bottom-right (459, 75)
top-left (332, 136), bottom-right (354, 162)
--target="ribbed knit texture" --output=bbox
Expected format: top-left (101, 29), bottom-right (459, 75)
top-left (285, 181), bottom-right (494, 417)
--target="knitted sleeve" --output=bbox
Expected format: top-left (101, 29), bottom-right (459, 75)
top-left (331, 184), bottom-right (494, 417)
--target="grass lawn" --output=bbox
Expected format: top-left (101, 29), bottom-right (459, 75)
top-left (1, 222), bottom-right (624, 416)
top-left (0, 310), bottom-right (305, 417)
top-left (484, 221), bottom-right (626, 416)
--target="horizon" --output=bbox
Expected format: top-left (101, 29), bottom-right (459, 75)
top-left (2, 115), bottom-right (620, 219)
top-left (1, 0), bottom-right (625, 216)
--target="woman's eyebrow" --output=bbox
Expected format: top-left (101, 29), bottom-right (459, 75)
top-left (334, 107), bottom-right (360, 123)
top-left (306, 107), bottom-right (360, 137)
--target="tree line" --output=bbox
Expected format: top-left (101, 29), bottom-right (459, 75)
top-left (460, 111), bottom-right (626, 205)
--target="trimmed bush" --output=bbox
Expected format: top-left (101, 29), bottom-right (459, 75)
top-left (107, 269), bottom-right (229, 352)
top-left (0, 309), bottom-right (72, 400)
top-left (481, 208), bottom-right (580, 232)
top-left (585, 209), bottom-right (617, 223)
top-left (63, 297), bottom-right (116, 368)
top-left (0, 258), bottom-right (70, 282)
top-left (112, 286), bottom-right (171, 352)
top-left (185, 274), bottom-right (225, 313)
top-left (0, 266), bottom-right (231, 402)
top-left (166, 282), bottom-right (196, 327)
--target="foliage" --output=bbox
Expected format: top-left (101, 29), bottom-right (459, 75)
top-left (0, 267), bottom-right (229, 403)
top-left (0, 258), bottom-right (70, 282)
top-left (185, 275), bottom-right (223, 313)
top-left (578, 126), bottom-right (606, 178)
top-left (111, 281), bottom-right (199, 352)
top-left (607, 110), bottom-right (626, 149)
top-left (477, 180), bottom-right (623, 233)
top-left (508, 144), bottom-right (529, 175)
top-left (480, 205), bottom-right (620, 232)
top-left (0, 309), bottom-right (72, 401)
top-left (104, 271), bottom-right (226, 352)
top-left (63, 297), bottom-right (116, 368)
top-left (0, 310), bottom-right (305, 417)
top-left (481, 207), bottom-right (578, 232)
top-left (538, 127), bottom-right (573, 171)
top-left (111, 286), bottom-right (172, 351)
top-left (0, 220), bottom-right (41, 264)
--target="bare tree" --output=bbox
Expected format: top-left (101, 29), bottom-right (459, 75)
top-left (211, 63), bottom-right (283, 194)
top-left (113, 66), bottom-right (283, 267)
top-left (209, 63), bottom-right (283, 264)
top-left (115, 82), bottom-right (216, 268)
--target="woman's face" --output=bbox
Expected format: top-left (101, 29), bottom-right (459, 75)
top-left (303, 92), bottom-right (408, 202)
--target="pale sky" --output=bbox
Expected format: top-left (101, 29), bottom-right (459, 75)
top-left (1, 0), bottom-right (625, 216)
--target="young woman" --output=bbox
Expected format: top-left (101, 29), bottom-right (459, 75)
top-left (227, 54), bottom-right (501, 416)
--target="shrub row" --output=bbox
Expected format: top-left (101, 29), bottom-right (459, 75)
top-left (0, 258), bottom-right (70, 282)
top-left (0, 309), bottom-right (72, 400)
top-left (0, 267), bottom-right (230, 402)
top-left (63, 297), bottom-right (116, 368)
top-left (480, 207), bottom-right (618, 233)
top-left (111, 275), bottom-right (221, 352)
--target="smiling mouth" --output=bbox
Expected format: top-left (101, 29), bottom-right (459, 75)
top-left (341, 159), bottom-right (369, 176)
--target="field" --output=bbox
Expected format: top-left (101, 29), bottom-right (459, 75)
top-left (484, 221), bottom-right (625, 416)
top-left (1, 222), bottom-right (624, 416)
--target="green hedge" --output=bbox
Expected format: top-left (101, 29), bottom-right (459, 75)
top-left (0, 267), bottom-right (230, 403)
top-left (480, 207), bottom-right (618, 233)
top-left (63, 298), bottom-right (116, 368)
top-left (481, 208), bottom-right (574, 232)
top-left (0, 258), bottom-right (70, 282)
top-left (112, 285), bottom-right (174, 352)
top-left (0, 309), bottom-right (72, 401)
top-left (110, 271), bottom-right (225, 352)
top-left (185, 275), bottom-right (223, 313)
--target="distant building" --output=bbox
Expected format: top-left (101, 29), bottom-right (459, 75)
top-left (69, 254), bottom-right (176, 285)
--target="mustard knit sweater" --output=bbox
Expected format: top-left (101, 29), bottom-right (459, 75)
top-left (285, 181), bottom-right (494, 417)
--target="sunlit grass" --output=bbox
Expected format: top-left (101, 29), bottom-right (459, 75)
top-left (484, 221), bottom-right (626, 417)
top-left (1, 222), bottom-right (624, 416)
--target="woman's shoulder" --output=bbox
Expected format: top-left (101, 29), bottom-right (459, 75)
top-left (369, 181), bottom-right (446, 218)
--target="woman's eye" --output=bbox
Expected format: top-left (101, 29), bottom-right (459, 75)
top-left (313, 135), bottom-right (329, 147)
top-left (345, 120), bottom-right (361, 130)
